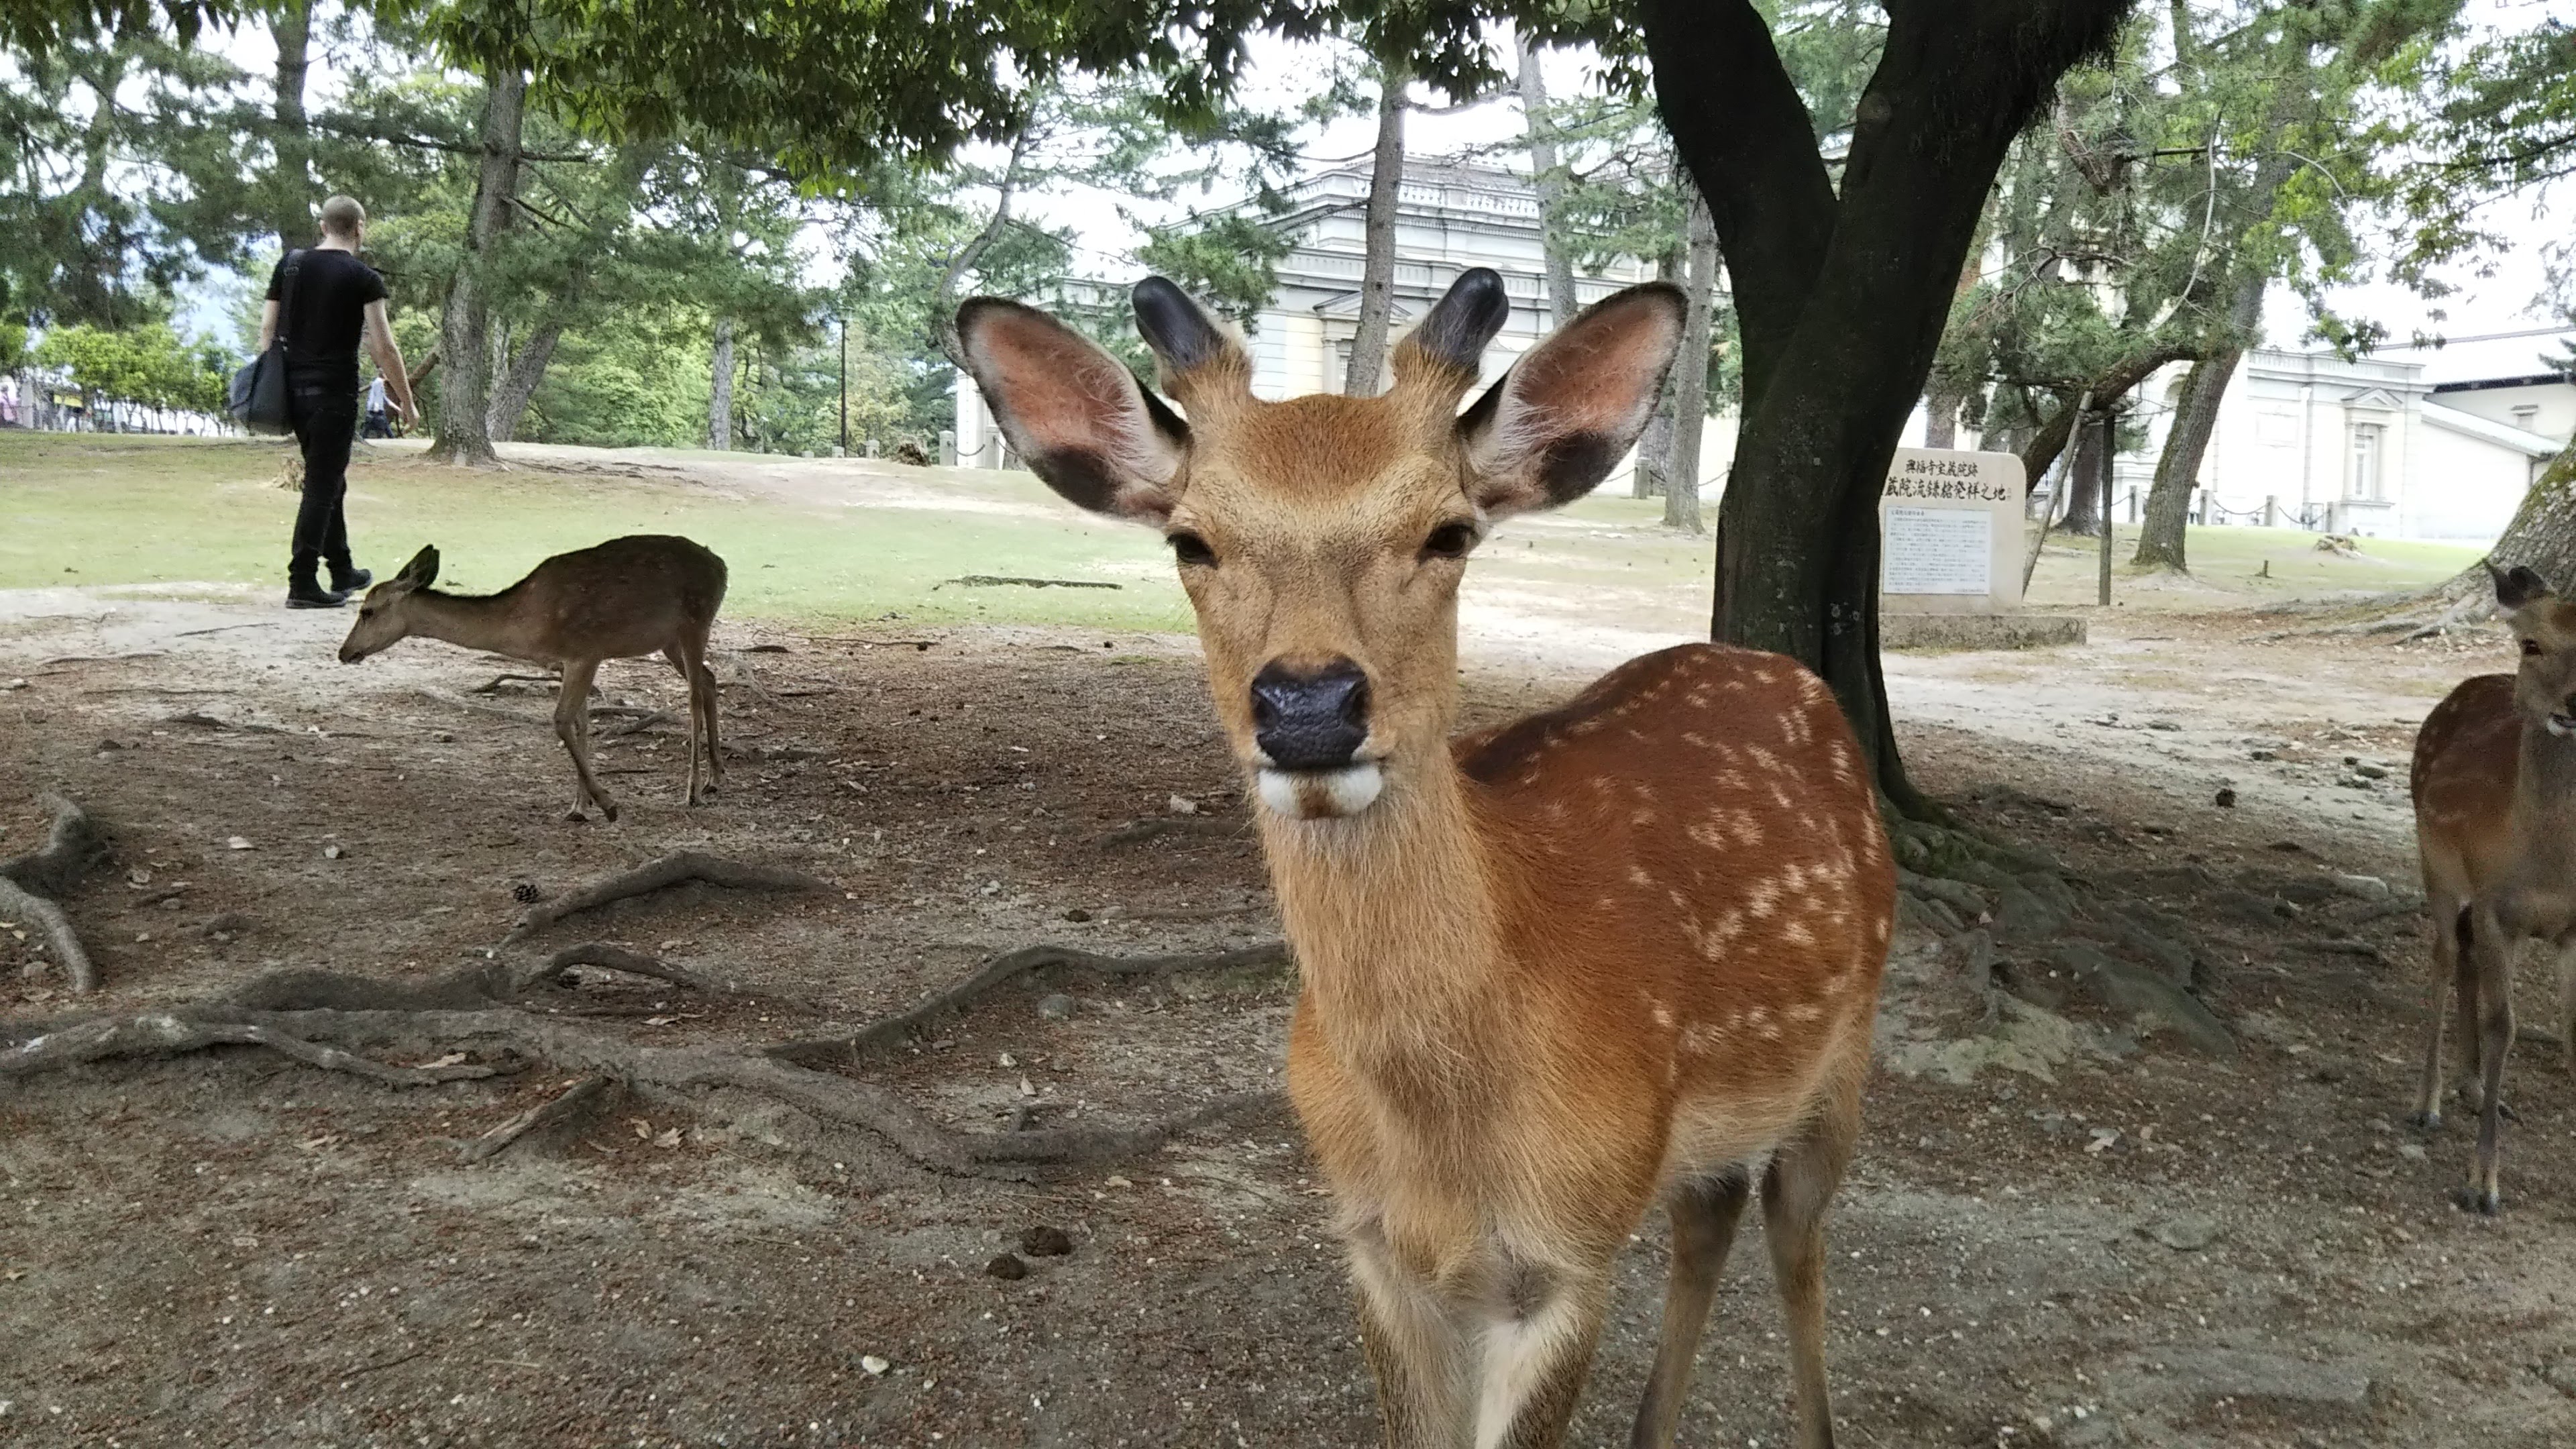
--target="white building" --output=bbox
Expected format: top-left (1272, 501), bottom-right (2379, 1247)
top-left (953, 158), bottom-right (1729, 490)
top-left (2104, 350), bottom-right (2567, 541)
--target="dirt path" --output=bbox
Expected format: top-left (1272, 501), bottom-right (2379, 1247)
top-left (1, 588), bottom-right (2571, 1448)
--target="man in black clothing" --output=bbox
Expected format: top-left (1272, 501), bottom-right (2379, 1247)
top-left (261, 195), bottom-right (416, 608)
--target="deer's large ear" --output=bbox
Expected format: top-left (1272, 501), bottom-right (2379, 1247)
top-left (2489, 558), bottom-right (2553, 610)
top-left (1456, 282), bottom-right (1686, 517)
top-left (956, 297), bottom-right (1187, 523)
top-left (392, 545), bottom-right (439, 590)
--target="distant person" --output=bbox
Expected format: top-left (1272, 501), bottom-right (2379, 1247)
top-left (259, 194), bottom-right (415, 608)
top-left (361, 374), bottom-right (392, 439)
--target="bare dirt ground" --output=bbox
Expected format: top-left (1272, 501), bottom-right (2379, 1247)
top-left (3, 578), bottom-right (2574, 1449)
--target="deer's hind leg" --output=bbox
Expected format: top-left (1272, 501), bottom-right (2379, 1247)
top-left (554, 657), bottom-right (617, 822)
top-left (665, 633), bottom-right (719, 805)
top-left (1764, 1073), bottom-right (1861, 1449)
top-left (2416, 895), bottom-right (2467, 1128)
top-left (1629, 1167), bottom-right (1752, 1449)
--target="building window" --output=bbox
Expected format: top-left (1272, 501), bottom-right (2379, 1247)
top-left (2513, 404), bottom-right (2540, 431)
top-left (2347, 422), bottom-right (2384, 501)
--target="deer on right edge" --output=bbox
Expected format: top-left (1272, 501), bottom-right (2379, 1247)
top-left (957, 268), bottom-right (1893, 1448)
top-left (2411, 559), bottom-right (2576, 1214)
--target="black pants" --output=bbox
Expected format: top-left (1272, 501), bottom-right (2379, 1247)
top-left (286, 370), bottom-right (359, 576)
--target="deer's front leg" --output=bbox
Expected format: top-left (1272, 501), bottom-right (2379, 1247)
top-left (1468, 1256), bottom-right (1611, 1449)
top-left (554, 659), bottom-right (618, 823)
top-left (1348, 1224), bottom-right (1471, 1448)
top-left (2458, 902), bottom-right (2517, 1215)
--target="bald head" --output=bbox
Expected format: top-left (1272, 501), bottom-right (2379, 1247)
top-left (319, 195), bottom-right (366, 241)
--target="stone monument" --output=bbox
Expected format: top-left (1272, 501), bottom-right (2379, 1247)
top-left (1878, 447), bottom-right (2084, 649)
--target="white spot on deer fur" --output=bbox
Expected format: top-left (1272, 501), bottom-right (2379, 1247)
top-left (1788, 1002), bottom-right (1824, 1023)
top-left (1782, 920), bottom-right (1815, 948)
top-left (1752, 668), bottom-right (1778, 684)
top-left (1747, 881), bottom-right (1780, 918)
top-left (1629, 865), bottom-right (1655, 887)
top-left (1652, 1005), bottom-right (1675, 1029)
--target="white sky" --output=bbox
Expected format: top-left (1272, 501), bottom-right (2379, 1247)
top-left (176, 10), bottom-right (2573, 382)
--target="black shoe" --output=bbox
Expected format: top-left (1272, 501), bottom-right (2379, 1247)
top-left (329, 564), bottom-right (373, 593)
top-left (286, 578), bottom-right (347, 609)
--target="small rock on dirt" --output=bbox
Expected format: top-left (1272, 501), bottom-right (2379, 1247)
top-left (1035, 993), bottom-right (1077, 1021)
top-left (985, 1253), bottom-right (1029, 1281)
top-left (2149, 1214), bottom-right (2218, 1250)
top-left (2213, 787), bottom-right (2237, 808)
top-left (1020, 1226), bottom-right (1074, 1256)
top-left (2333, 873), bottom-right (2393, 904)
top-left (1062, 907), bottom-right (1092, 923)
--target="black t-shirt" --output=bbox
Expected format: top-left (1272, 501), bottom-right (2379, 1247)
top-left (266, 248), bottom-right (387, 382)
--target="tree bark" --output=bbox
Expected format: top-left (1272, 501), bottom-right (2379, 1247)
top-left (2060, 407), bottom-right (2108, 536)
top-left (1648, 0), bottom-right (2133, 812)
top-left (1342, 70), bottom-right (1406, 397)
top-left (707, 316), bottom-right (736, 451)
top-left (2453, 439), bottom-right (2576, 594)
top-left (1662, 191), bottom-right (1719, 533)
top-left (486, 323), bottom-right (563, 443)
top-left (425, 64), bottom-right (527, 468)
top-left (1515, 36), bottom-right (1578, 331)
top-left (266, 0), bottom-right (311, 250)
top-left (2131, 346), bottom-right (2235, 568)
top-left (1633, 247), bottom-right (1684, 498)
top-left (1923, 253), bottom-right (1985, 450)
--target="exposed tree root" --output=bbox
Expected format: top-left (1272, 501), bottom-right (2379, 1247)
top-left (0, 1011), bottom-right (500, 1086)
top-left (769, 942), bottom-right (1290, 1067)
top-left (0, 880), bottom-right (98, 995)
top-left (461, 1073), bottom-right (610, 1163)
top-left (1, 795), bottom-right (110, 993)
top-left (3, 794), bottom-right (111, 898)
top-left (501, 852), bottom-right (836, 946)
top-left (0, 939), bottom-right (1295, 1179)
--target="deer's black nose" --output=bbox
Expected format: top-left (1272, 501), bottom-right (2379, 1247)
top-left (1251, 659), bottom-right (1370, 770)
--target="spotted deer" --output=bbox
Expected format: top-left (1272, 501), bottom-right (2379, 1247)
top-left (337, 536), bottom-right (727, 822)
top-left (957, 269), bottom-right (1894, 1448)
top-left (2410, 559), bottom-right (2576, 1214)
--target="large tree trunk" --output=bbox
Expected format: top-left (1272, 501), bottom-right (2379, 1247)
top-left (480, 145), bottom-right (656, 445)
top-left (2451, 439), bottom-right (2576, 596)
top-left (2132, 345), bottom-right (2238, 569)
top-left (266, 0), bottom-right (311, 250)
top-left (707, 317), bottom-right (736, 451)
top-left (1342, 72), bottom-right (1405, 397)
top-left (1648, 0), bottom-right (2132, 812)
top-left (486, 323), bottom-right (563, 443)
top-left (1662, 191), bottom-right (1719, 533)
top-left (425, 65), bottom-right (527, 468)
top-left (2059, 407), bottom-right (2108, 537)
top-left (1633, 246), bottom-right (1685, 498)
top-left (1515, 37), bottom-right (1578, 331)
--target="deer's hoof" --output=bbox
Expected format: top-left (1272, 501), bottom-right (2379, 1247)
top-left (2450, 1185), bottom-right (2504, 1216)
top-left (598, 800), bottom-right (621, 824)
top-left (2408, 1110), bottom-right (2443, 1133)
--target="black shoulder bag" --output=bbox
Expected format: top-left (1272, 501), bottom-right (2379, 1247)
top-left (228, 250), bottom-right (303, 435)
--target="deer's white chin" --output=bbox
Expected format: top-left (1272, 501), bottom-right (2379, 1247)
top-left (1257, 763), bottom-right (1385, 820)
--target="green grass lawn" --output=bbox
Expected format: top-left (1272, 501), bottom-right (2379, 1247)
top-left (0, 432), bottom-right (2489, 630)
top-left (0, 432), bottom-right (1194, 631)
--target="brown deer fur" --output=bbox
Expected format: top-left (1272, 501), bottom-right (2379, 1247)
top-left (2410, 561), bottom-right (2576, 1214)
top-left (338, 535), bottom-right (727, 822)
top-left (958, 271), bottom-right (1894, 1448)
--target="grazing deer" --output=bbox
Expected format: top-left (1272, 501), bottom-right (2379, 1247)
top-left (337, 536), bottom-right (728, 822)
top-left (957, 270), bottom-right (1894, 1448)
top-left (2410, 559), bottom-right (2576, 1214)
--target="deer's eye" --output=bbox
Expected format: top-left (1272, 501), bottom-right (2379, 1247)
top-left (2524, 639), bottom-right (2544, 657)
top-left (1421, 522), bottom-right (1479, 560)
top-left (1168, 531), bottom-right (1216, 568)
